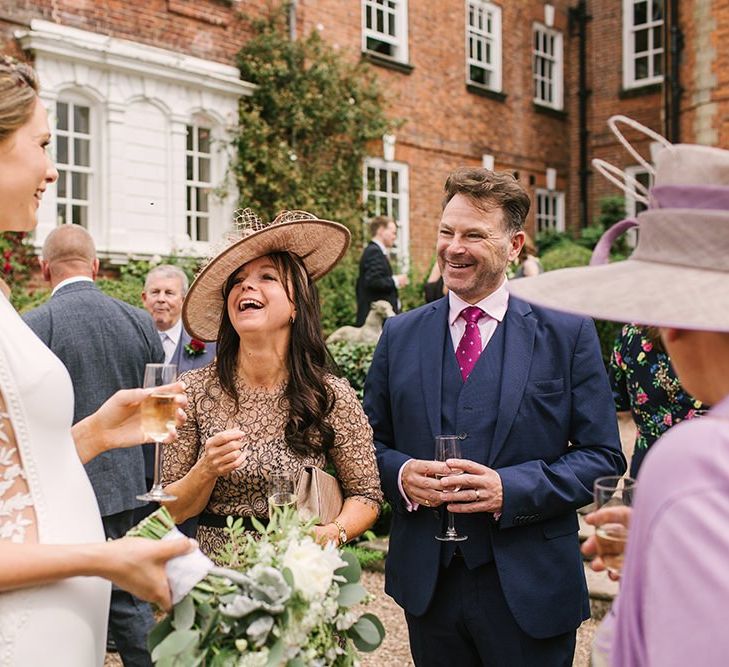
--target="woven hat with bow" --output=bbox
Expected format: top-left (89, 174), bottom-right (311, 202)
top-left (183, 208), bottom-right (350, 342)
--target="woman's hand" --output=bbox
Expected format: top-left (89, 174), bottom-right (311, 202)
top-left (581, 505), bottom-right (632, 581)
top-left (72, 382), bottom-right (188, 463)
top-left (198, 430), bottom-right (246, 479)
top-left (100, 536), bottom-right (195, 611)
top-left (313, 523), bottom-right (340, 546)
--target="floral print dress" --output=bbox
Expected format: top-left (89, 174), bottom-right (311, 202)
top-left (609, 324), bottom-right (706, 477)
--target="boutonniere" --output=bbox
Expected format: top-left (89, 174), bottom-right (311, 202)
top-left (184, 338), bottom-right (206, 358)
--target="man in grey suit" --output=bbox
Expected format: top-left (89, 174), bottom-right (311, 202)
top-left (138, 264), bottom-right (216, 535)
top-left (24, 225), bottom-right (163, 667)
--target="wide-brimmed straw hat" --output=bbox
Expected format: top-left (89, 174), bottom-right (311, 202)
top-left (183, 208), bottom-right (350, 341)
top-left (509, 116), bottom-right (729, 332)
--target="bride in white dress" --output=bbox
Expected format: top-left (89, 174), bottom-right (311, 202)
top-left (0, 57), bottom-right (194, 666)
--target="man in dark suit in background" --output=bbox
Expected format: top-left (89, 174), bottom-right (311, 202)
top-left (24, 225), bottom-right (163, 667)
top-left (355, 215), bottom-right (408, 325)
top-left (364, 168), bottom-right (625, 666)
top-left (139, 264), bottom-right (215, 535)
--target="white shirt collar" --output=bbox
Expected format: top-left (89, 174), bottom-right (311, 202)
top-left (372, 238), bottom-right (388, 255)
top-left (448, 277), bottom-right (510, 326)
top-left (160, 318), bottom-right (183, 347)
top-left (51, 276), bottom-right (94, 296)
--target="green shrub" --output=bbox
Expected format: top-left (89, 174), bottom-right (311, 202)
top-left (342, 543), bottom-right (385, 572)
top-left (318, 254), bottom-right (359, 336)
top-left (328, 340), bottom-right (376, 400)
top-left (540, 240), bottom-right (593, 271)
top-left (12, 286), bottom-right (50, 313)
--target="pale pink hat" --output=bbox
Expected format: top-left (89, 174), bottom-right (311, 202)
top-left (183, 208), bottom-right (350, 341)
top-left (509, 116), bottom-right (729, 332)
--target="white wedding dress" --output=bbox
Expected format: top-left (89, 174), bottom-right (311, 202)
top-left (0, 292), bottom-right (109, 666)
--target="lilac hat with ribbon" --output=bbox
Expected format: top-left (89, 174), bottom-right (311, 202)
top-left (509, 115), bottom-right (729, 332)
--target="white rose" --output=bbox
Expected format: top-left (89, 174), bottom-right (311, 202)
top-left (282, 537), bottom-right (346, 601)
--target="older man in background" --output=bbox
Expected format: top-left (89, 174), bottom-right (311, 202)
top-left (138, 264), bottom-right (215, 535)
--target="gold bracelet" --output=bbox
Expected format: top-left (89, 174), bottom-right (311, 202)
top-left (333, 520), bottom-right (347, 546)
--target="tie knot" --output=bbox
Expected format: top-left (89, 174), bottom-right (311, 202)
top-left (460, 306), bottom-right (485, 325)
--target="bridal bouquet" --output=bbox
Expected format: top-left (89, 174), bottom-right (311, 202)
top-left (128, 507), bottom-right (385, 666)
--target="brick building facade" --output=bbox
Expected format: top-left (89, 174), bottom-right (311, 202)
top-left (1, 1), bottom-right (726, 274)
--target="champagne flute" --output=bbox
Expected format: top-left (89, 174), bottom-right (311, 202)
top-left (593, 475), bottom-right (637, 576)
top-left (268, 471), bottom-right (297, 514)
top-left (434, 435), bottom-right (467, 542)
top-left (136, 363), bottom-right (178, 502)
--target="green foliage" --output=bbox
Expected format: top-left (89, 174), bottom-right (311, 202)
top-left (11, 285), bottom-right (50, 313)
top-left (596, 195), bottom-right (626, 229)
top-left (328, 340), bottom-right (376, 401)
top-left (318, 254), bottom-right (359, 336)
top-left (233, 6), bottom-right (391, 230)
top-left (540, 240), bottom-right (593, 271)
top-left (1, 231), bottom-right (37, 298)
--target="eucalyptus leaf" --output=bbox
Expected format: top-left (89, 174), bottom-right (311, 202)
top-left (147, 615), bottom-right (173, 653)
top-left (335, 550), bottom-right (361, 584)
top-left (173, 594), bottom-right (196, 631)
top-left (349, 614), bottom-right (385, 652)
top-left (337, 582), bottom-right (367, 607)
top-left (266, 639), bottom-right (284, 667)
top-left (151, 629), bottom-right (200, 662)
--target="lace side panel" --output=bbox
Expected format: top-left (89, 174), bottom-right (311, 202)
top-left (0, 389), bottom-right (37, 544)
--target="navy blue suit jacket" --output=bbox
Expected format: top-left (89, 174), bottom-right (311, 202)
top-left (364, 295), bottom-right (625, 639)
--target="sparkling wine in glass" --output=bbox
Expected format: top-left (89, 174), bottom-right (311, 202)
top-left (136, 363), bottom-right (178, 502)
top-left (593, 475), bottom-right (636, 576)
top-left (435, 435), bottom-right (467, 542)
top-left (268, 471), bottom-right (297, 514)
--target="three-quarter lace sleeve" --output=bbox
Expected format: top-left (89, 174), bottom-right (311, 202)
top-left (0, 389), bottom-right (37, 543)
top-left (326, 376), bottom-right (383, 510)
top-left (161, 368), bottom-right (205, 486)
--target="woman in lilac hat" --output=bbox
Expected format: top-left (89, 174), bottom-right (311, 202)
top-left (510, 117), bottom-right (729, 666)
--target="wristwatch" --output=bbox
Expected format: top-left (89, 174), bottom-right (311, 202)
top-left (333, 520), bottom-right (348, 546)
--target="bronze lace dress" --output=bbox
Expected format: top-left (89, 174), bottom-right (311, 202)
top-left (161, 365), bottom-right (383, 556)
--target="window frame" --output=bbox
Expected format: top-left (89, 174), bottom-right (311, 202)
top-left (362, 157), bottom-right (410, 272)
top-left (185, 121), bottom-right (215, 243)
top-left (54, 94), bottom-right (97, 231)
top-left (464, 0), bottom-right (502, 93)
top-left (362, 0), bottom-right (410, 65)
top-left (535, 188), bottom-right (565, 234)
top-left (532, 22), bottom-right (564, 110)
top-left (622, 0), bottom-right (664, 89)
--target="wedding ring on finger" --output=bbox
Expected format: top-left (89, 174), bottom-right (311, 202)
top-left (424, 498), bottom-right (431, 507)
top-left (475, 489), bottom-right (481, 501)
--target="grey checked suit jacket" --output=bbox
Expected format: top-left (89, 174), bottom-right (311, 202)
top-left (23, 281), bottom-right (164, 516)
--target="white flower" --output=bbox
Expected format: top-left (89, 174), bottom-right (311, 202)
top-left (282, 537), bottom-right (345, 601)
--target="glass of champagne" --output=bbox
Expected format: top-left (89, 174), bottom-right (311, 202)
top-left (435, 435), bottom-right (467, 542)
top-left (136, 363), bottom-right (178, 502)
top-left (268, 471), bottom-right (297, 514)
top-left (593, 475), bottom-right (637, 576)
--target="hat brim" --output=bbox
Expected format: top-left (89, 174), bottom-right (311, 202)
top-left (508, 259), bottom-right (729, 332)
top-left (183, 219), bottom-right (350, 341)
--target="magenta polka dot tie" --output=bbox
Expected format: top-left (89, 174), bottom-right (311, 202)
top-left (456, 306), bottom-right (486, 381)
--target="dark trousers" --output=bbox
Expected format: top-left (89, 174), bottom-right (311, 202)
top-left (405, 557), bottom-right (576, 667)
top-left (103, 509), bottom-right (156, 667)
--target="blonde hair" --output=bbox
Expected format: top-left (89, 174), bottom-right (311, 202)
top-left (0, 56), bottom-right (39, 143)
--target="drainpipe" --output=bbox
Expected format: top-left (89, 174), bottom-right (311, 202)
top-left (288, 0), bottom-right (298, 41)
top-left (666, 0), bottom-right (683, 142)
top-left (569, 0), bottom-right (590, 228)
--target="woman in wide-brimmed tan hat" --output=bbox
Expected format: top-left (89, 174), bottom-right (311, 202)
top-left (510, 116), bottom-right (729, 667)
top-left (162, 209), bottom-right (382, 556)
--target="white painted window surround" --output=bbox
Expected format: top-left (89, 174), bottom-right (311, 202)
top-left (16, 20), bottom-right (254, 260)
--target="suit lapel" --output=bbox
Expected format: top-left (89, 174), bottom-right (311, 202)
top-left (420, 298), bottom-right (449, 439)
top-left (171, 329), bottom-right (188, 370)
top-left (488, 297), bottom-right (535, 466)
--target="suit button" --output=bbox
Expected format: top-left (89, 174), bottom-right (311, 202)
top-left (458, 432), bottom-right (468, 440)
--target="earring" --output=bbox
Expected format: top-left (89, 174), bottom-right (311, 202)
top-left (289, 316), bottom-right (295, 325)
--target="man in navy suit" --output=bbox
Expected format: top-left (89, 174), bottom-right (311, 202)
top-left (138, 264), bottom-right (216, 535)
top-left (355, 216), bottom-right (408, 326)
top-left (364, 168), bottom-right (625, 666)
top-left (24, 225), bottom-right (164, 667)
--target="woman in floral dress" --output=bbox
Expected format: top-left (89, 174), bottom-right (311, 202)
top-left (609, 323), bottom-right (706, 476)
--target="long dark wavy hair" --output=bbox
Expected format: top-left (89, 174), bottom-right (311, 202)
top-left (215, 252), bottom-right (336, 456)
